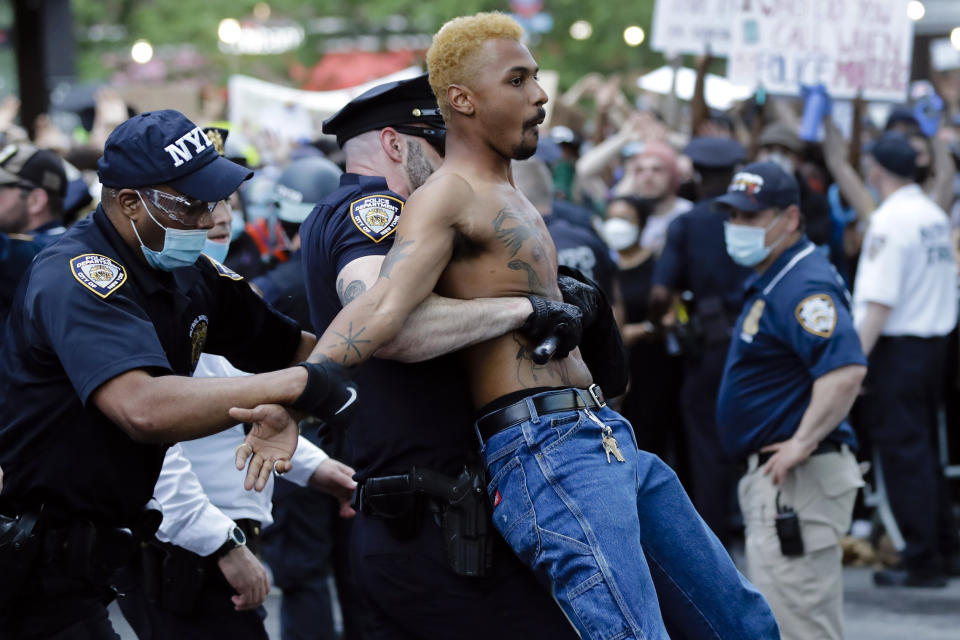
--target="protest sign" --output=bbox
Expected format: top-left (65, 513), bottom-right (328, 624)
top-left (728, 0), bottom-right (914, 102)
top-left (651, 0), bottom-right (735, 56)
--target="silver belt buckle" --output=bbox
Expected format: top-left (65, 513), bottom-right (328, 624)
top-left (587, 384), bottom-right (606, 408)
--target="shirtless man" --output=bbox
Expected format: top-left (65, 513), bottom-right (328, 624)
top-left (235, 13), bottom-right (778, 639)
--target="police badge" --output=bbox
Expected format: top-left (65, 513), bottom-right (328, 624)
top-left (795, 294), bottom-right (837, 338)
top-left (189, 315), bottom-right (209, 370)
top-left (349, 194), bottom-right (402, 242)
top-left (70, 254), bottom-right (127, 299)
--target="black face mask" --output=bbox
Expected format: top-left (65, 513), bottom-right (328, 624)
top-left (914, 164), bottom-right (931, 185)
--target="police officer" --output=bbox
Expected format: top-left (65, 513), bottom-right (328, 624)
top-left (0, 230), bottom-right (44, 340)
top-left (0, 143), bottom-right (68, 237)
top-left (0, 110), bottom-right (317, 639)
top-left (716, 162), bottom-right (867, 640)
top-left (854, 132), bottom-right (960, 587)
top-left (251, 156), bottom-right (360, 640)
top-left (512, 157), bottom-right (618, 298)
top-left (649, 136), bottom-right (750, 543)
top-left (299, 74), bottom-right (580, 639)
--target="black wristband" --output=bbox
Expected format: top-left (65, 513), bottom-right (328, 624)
top-left (291, 361), bottom-right (332, 417)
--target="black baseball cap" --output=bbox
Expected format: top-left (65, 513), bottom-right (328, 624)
top-left (97, 110), bottom-right (252, 201)
top-left (684, 136), bottom-right (747, 169)
top-left (0, 144), bottom-right (67, 198)
top-left (715, 161), bottom-right (800, 212)
top-left (869, 131), bottom-right (917, 178)
top-left (322, 74), bottom-right (445, 148)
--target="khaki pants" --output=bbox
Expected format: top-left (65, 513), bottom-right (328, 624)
top-left (738, 447), bottom-right (863, 640)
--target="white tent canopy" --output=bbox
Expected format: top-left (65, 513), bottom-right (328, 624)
top-left (637, 65), bottom-right (752, 110)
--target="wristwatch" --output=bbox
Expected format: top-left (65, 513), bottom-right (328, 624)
top-left (214, 524), bottom-right (246, 559)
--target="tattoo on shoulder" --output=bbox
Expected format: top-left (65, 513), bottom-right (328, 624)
top-left (493, 208), bottom-right (535, 257)
top-left (336, 278), bottom-right (367, 305)
top-left (379, 234), bottom-right (414, 280)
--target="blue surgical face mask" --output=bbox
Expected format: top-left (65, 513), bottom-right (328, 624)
top-left (203, 237), bottom-right (230, 264)
top-left (131, 192), bottom-right (208, 271)
top-left (230, 210), bottom-right (246, 241)
top-left (723, 212), bottom-right (787, 267)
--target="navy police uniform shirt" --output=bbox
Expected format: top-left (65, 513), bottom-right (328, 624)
top-left (652, 197), bottom-right (752, 316)
top-left (716, 237), bottom-right (867, 459)
top-left (0, 207), bottom-right (301, 526)
top-left (299, 173), bottom-right (477, 482)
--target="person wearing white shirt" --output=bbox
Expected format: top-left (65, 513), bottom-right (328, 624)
top-left (853, 132), bottom-right (960, 588)
top-left (117, 353), bottom-right (356, 639)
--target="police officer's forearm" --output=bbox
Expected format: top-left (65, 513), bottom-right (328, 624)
top-left (375, 295), bottom-right (533, 362)
top-left (857, 302), bottom-right (893, 356)
top-left (792, 365), bottom-right (867, 449)
top-left (93, 367), bottom-right (308, 443)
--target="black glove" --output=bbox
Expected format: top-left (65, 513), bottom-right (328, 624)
top-left (291, 360), bottom-right (359, 423)
top-left (557, 266), bottom-right (628, 397)
top-left (520, 296), bottom-right (583, 362)
top-left (558, 272), bottom-right (601, 328)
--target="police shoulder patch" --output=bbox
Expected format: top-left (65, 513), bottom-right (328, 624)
top-left (70, 253), bottom-right (127, 299)
top-left (795, 294), bottom-right (836, 338)
top-left (203, 254), bottom-right (243, 281)
top-left (349, 194), bottom-right (402, 243)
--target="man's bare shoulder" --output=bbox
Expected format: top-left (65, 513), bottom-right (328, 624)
top-left (405, 171), bottom-right (478, 224)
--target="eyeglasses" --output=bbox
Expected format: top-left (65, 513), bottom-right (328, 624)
top-left (138, 187), bottom-right (216, 224)
top-left (392, 125), bottom-right (446, 157)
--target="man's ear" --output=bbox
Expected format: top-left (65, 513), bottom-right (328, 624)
top-left (786, 204), bottom-right (801, 233)
top-left (448, 84), bottom-right (474, 116)
top-left (114, 189), bottom-right (143, 220)
top-left (25, 188), bottom-right (48, 215)
top-left (379, 128), bottom-right (405, 163)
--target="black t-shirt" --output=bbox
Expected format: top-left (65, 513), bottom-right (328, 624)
top-left (299, 173), bottom-right (478, 482)
top-left (652, 197), bottom-right (752, 317)
top-left (544, 214), bottom-right (617, 298)
top-left (0, 207), bottom-right (301, 526)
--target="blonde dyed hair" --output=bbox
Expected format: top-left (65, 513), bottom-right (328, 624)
top-left (427, 12), bottom-right (524, 120)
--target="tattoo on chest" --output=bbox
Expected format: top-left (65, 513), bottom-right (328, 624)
top-left (493, 208), bottom-right (549, 295)
top-left (379, 235), bottom-right (414, 280)
top-left (325, 321), bottom-right (371, 364)
top-left (508, 259), bottom-right (543, 292)
top-left (336, 278), bottom-right (367, 305)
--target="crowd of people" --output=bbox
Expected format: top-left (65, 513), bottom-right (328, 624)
top-left (1, 9), bottom-right (959, 640)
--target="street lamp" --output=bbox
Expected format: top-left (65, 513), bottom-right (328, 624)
top-left (218, 18), bottom-right (242, 45)
top-left (624, 26), bottom-right (645, 47)
top-left (907, 1), bottom-right (925, 21)
top-left (131, 39), bottom-right (153, 64)
top-left (570, 20), bottom-right (592, 40)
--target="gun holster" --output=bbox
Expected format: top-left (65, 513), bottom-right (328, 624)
top-left (0, 511), bottom-right (41, 610)
top-left (355, 466), bottom-right (494, 577)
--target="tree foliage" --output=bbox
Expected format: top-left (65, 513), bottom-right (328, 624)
top-left (71, 0), bottom-right (662, 89)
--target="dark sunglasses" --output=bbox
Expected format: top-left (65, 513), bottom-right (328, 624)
top-left (392, 125), bottom-right (446, 157)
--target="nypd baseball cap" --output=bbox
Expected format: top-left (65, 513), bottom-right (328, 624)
top-left (715, 161), bottom-right (800, 213)
top-left (869, 131), bottom-right (917, 178)
top-left (97, 110), bottom-right (253, 201)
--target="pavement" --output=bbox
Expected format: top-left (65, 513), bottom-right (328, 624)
top-left (107, 565), bottom-right (960, 639)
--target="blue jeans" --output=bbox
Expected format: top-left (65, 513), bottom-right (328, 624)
top-left (480, 391), bottom-right (779, 640)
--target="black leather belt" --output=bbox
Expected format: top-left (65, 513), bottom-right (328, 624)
top-left (751, 440), bottom-right (843, 469)
top-left (477, 385), bottom-right (605, 444)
